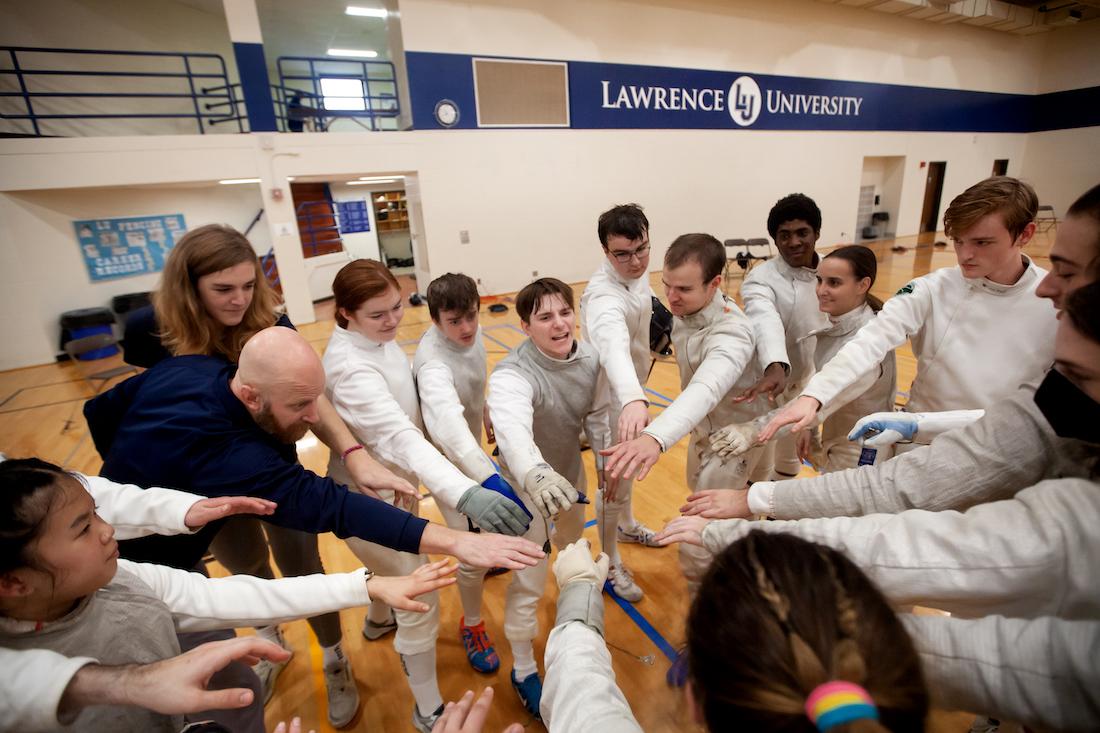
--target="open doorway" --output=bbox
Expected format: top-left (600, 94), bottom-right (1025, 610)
top-left (857, 156), bottom-right (905, 242)
top-left (992, 159), bottom-right (1009, 176)
top-left (920, 162), bottom-right (947, 234)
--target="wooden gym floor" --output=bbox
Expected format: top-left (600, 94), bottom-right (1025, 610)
top-left (0, 229), bottom-right (1056, 732)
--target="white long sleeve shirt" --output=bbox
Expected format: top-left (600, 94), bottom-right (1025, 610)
top-left (705, 477), bottom-right (1100, 621)
top-left (580, 259), bottom-right (654, 407)
top-left (413, 324), bottom-right (497, 483)
top-left (323, 325), bottom-right (477, 509)
top-left (740, 254), bottom-right (829, 389)
top-left (802, 257), bottom-right (1056, 418)
top-left (903, 614), bottom-right (1100, 733)
top-left (541, 622), bottom-right (644, 733)
top-left (0, 648), bottom-right (96, 732)
top-left (82, 474), bottom-right (198, 540)
top-left (643, 293), bottom-right (760, 451)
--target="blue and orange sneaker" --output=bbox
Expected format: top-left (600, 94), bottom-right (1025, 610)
top-left (510, 669), bottom-right (543, 720)
top-left (459, 617), bottom-right (500, 673)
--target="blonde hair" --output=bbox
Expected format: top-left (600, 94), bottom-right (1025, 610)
top-left (943, 176), bottom-right (1038, 241)
top-left (153, 224), bottom-right (281, 362)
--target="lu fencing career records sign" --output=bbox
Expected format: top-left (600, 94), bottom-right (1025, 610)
top-left (405, 52), bottom-right (1100, 133)
top-left (74, 214), bottom-right (187, 282)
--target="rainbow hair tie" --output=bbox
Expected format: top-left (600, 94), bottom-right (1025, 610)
top-left (805, 681), bottom-right (879, 731)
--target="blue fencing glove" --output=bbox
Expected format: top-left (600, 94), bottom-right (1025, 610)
top-left (481, 473), bottom-right (533, 520)
top-left (847, 412), bottom-right (918, 446)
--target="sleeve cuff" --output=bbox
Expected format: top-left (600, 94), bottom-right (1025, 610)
top-left (747, 480), bottom-right (775, 516)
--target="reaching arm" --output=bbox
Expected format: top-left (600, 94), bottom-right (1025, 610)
top-left (487, 369), bottom-right (548, 482)
top-left (800, 278), bottom-right (932, 411)
top-left (698, 478), bottom-right (1099, 620)
top-left (903, 614), bottom-right (1100, 733)
top-left (83, 474), bottom-right (200, 539)
top-left (329, 366), bottom-right (478, 510)
top-left (416, 360), bottom-right (497, 482)
top-left (740, 275), bottom-right (791, 375)
top-left (584, 291), bottom-right (647, 408)
top-left (756, 393), bottom-right (1055, 520)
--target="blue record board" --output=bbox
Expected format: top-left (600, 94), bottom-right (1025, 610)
top-left (74, 214), bottom-right (187, 282)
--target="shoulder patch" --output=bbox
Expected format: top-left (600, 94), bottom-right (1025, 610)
top-left (895, 282), bottom-right (916, 296)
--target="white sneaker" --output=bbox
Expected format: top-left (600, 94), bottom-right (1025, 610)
top-left (253, 654), bottom-right (291, 704)
top-left (607, 561), bottom-right (644, 602)
top-left (362, 611), bottom-right (397, 641)
top-left (968, 717), bottom-right (1000, 733)
top-left (617, 523), bottom-right (662, 548)
top-left (324, 658), bottom-right (360, 728)
top-left (412, 703), bottom-right (444, 733)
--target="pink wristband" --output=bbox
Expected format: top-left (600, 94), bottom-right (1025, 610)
top-left (341, 444), bottom-right (364, 463)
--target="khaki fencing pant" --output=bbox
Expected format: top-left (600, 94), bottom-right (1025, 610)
top-left (679, 435), bottom-right (765, 592)
top-left (344, 489), bottom-right (440, 656)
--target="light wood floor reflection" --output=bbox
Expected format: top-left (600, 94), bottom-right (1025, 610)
top-left (0, 229), bottom-right (1056, 732)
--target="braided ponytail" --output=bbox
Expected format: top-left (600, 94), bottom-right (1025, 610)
top-left (686, 531), bottom-right (927, 732)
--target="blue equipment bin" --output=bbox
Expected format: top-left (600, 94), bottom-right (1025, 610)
top-left (60, 308), bottom-right (118, 360)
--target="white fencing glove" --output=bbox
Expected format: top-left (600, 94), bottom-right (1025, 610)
top-left (522, 463), bottom-right (579, 519)
top-left (552, 539), bottom-right (610, 636)
top-left (456, 485), bottom-right (532, 536)
top-left (848, 409), bottom-right (985, 447)
top-left (709, 420), bottom-right (760, 459)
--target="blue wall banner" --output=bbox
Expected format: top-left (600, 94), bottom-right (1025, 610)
top-left (406, 51), bottom-right (1100, 133)
top-left (73, 214), bottom-right (187, 282)
top-left (337, 200), bottom-right (371, 234)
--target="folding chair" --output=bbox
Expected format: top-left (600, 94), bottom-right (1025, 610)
top-left (1036, 205), bottom-right (1058, 234)
top-left (62, 333), bottom-right (138, 431)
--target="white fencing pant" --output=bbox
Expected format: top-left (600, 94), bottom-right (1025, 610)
top-left (680, 435), bottom-right (765, 592)
top-left (596, 399), bottom-right (638, 565)
top-left (344, 489), bottom-right (439, 656)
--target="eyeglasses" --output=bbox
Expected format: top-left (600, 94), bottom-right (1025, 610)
top-left (609, 242), bottom-right (651, 263)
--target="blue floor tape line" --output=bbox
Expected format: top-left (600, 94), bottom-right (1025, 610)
top-left (585, 518), bottom-right (596, 528)
top-left (644, 386), bottom-right (675, 404)
top-left (481, 330), bottom-right (515, 352)
top-left (604, 583), bottom-right (679, 662)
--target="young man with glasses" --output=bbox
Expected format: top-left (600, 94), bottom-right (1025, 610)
top-left (578, 204), bottom-right (660, 602)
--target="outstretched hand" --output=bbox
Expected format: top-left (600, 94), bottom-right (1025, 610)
top-left (756, 395), bottom-right (820, 443)
top-left (600, 434), bottom-right (662, 481)
top-left (345, 449), bottom-right (420, 508)
top-left (367, 559), bottom-right (457, 613)
top-left (733, 362), bottom-right (787, 404)
top-left (184, 496), bottom-right (277, 530)
top-left (653, 516), bottom-right (711, 547)
top-left (679, 489), bottom-right (751, 520)
top-left (454, 531), bottom-right (545, 570)
top-left (617, 400), bottom-right (650, 443)
top-left (431, 687), bottom-right (524, 733)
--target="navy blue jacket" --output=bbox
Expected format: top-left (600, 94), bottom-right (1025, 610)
top-left (84, 355), bottom-right (427, 569)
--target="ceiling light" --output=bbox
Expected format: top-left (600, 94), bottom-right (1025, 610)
top-left (347, 179), bottom-right (398, 185)
top-left (327, 48), bottom-right (378, 58)
top-left (358, 175), bottom-right (405, 181)
top-left (218, 178), bottom-right (261, 185)
top-left (346, 6), bottom-right (387, 18)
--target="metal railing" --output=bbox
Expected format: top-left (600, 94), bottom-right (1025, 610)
top-left (0, 46), bottom-right (242, 136)
top-left (276, 56), bottom-right (400, 131)
top-left (296, 199), bottom-right (344, 257)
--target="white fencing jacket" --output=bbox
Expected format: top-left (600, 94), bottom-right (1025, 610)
top-left (904, 614), bottom-right (1100, 733)
top-left (642, 293), bottom-right (760, 451)
top-left (748, 388), bottom-right (1098, 519)
top-left (541, 622), bottom-right (644, 733)
top-left (802, 257), bottom-right (1056, 420)
top-left (579, 259), bottom-right (654, 408)
top-left (741, 254), bottom-right (829, 391)
top-left (413, 324), bottom-right (497, 483)
top-left (323, 325), bottom-right (476, 510)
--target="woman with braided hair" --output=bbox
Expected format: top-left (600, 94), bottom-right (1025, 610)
top-left (686, 531), bottom-right (927, 731)
top-left (536, 532), bottom-right (928, 732)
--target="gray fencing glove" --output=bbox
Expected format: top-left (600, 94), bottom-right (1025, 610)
top-left (522, 463), bottom-right (579, 519)
top-left (456, 485), bottom-right (532, 536)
